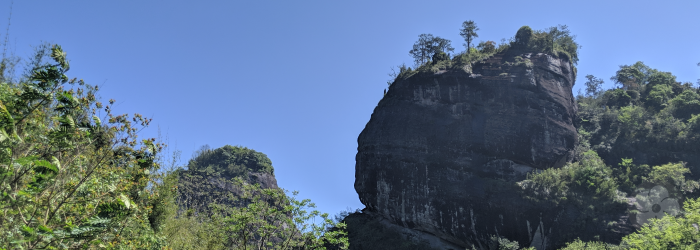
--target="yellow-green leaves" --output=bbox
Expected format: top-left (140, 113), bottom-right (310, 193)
top-left (119, 193), bottom-right (136, 209)
top-left (50, 44), bottom-right (69, 72)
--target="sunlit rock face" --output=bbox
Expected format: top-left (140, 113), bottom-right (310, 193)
top-left (355, 52), bottom-right (580, 249)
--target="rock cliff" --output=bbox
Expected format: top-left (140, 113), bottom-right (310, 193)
top-left (177, 145), bottom-right (280, 213)
top-left (355, 52), bottom-right (584, 249)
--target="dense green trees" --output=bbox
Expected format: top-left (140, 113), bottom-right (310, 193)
top-left (560, 60), bottom-right (700, 249)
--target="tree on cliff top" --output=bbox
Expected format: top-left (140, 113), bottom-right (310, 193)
top-left (409, 34), bottom-right (454, 66)
top-left (511, 25), bottom-right (580, 65)
top-left (459, 20), bottom-right (479, 54)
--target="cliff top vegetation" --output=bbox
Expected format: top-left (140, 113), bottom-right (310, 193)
top-left (388, 22), bottom-right (580, 89)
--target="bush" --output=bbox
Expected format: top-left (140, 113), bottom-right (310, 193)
top-left (477, 40), bottom-right (496, 54)
top-left (603, 89), bottom-right (633, 107)
top-left (431, 51), bottom-right (449, 64)
top-left (669, 89), bottom-right (700, 120)
top-left (559, 239), bottom-right (624, 250)
top-left (0, 44), bottom-right (169, 249)
top-left (646, 84), bottom-right (673, 110)
top-left (622, 198), bottom-right (700, 249)
top-left (186, 144), bottom-right (275, 177)
top-left (520, 151), bottom-right (620, 208)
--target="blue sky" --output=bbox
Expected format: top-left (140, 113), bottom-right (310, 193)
top-left (1, 0), bottom-right (698, 217)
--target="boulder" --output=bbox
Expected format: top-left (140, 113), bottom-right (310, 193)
top-left (355, 52), bottom-right (583, 249)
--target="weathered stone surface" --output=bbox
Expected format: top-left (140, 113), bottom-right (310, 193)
top-left (177, 145), bottom-right (281, 212)
top-left (355, 53), bottom-right (583, 248)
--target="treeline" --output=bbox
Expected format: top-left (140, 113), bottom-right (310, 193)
top-left (387, 22), bottom-right (581, 89)
top-left (0, 44), bottom-right (347, 249)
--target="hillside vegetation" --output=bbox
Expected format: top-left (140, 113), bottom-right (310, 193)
top-left (0, 44), bottom-right (348, 249)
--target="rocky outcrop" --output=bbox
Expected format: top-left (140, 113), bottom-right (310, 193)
top-left (177, 145), bottom-right (280, 212)
top-left (355, 52), bottom-right (586, 249)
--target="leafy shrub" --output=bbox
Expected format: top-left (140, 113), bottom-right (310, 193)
top-left (611, 158), bottom-right (650, 193)
top-left (187, 144), bottom-right (275, 177)
top-left (477, 40), bottom-right (496, 54)
top-left (0, 44), bottom-right (169, 249)
top-left (558, 239), bottom-right (624, 250)
top-left (668, 89), bottom-right (700, 120)
top-left (645, 162), bottom-right (699, 194)
top-left (520, 151), bottom-right (620, 208)
top-left (617, 105), bottom-right (647, 137)
top-left (688, 114), bottom-right (700, 133)
top-left (431, 51), bottom-right (449, 64)
top-left (509, 25), bottom-right (579, 65)
top-left (603, 89), bottom-right (633, 107)
top-left (646, 84), bottom-right (673, 110)
top-left (622, 198), bottom-right (700, 249)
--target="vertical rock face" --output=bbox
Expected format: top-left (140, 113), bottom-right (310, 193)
top-left (355, 53), bottom-right (579, 248)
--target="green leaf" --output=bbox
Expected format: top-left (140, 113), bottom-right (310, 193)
top-left (51, 156), bottom-right (61, 171)
top-left (38, 225), bottom-right (53, 234)
top-left (119, 194), bottom-right (133, 209)
top-left (35, 159), bottom-right (59, 173)
top-left (21, 225), bottom-right (35, 236)
top-left (92, 115), bottom-right (101, 126)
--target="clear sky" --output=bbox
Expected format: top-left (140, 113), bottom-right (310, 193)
top-left (1, 0), bottom-right (698, 217)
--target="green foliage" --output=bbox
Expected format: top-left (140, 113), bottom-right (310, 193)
top-left (431, 51), bottom-right (449, 64)
top-left (460, 20), bottom-right (479, 53)
top-left (584, 75), bottom-right (605, 97)
top-left (617, 105), bottom-right (646, 137)
top-left (476, 40), bottom-right (496, 54)
top-left (166, 143), bottom-right (348, 249)
top-left (645, 162), bottom-right (699, 194)
top-left (646, 71), bottom-right (676, 89)
top-left (387, 63), bottom-right (416, 86)
top-left (547, 25), bottom-right (580, 65)
top-left (520, 151), bottom-right (621, 209)
top-left (409, 34), bottom-right (454, 66)
top-left (558, 239), bottom-right (624, 250)
top-left (688, 114), bottom-right (700, 133)
top-left (187, 144), bottom-right (274, 176)
top-left (162, 178), bottom-right (348, 250)
top-left (576, 62), bottom-right (700, 175)
top-left (513, 26), bottom-right (534, 50)
top-left (668, 89), bottom-right (700, 120)
top-left (646, 84), bottom-right (673, 110)
top-left (611, 62), bottom-right (656, 90)
top-left (622, 198), bottom-right (700, 249)
top-left (509, 25), bottom-right (579, 66)
top-left (0, 44), bottom-right (169, 249)
top-left (611, 158), bottom-right (650, 193)
top-left (603, 89), bottom-right (633, 107)
top-left (480, 235), bottom-right (534, 250)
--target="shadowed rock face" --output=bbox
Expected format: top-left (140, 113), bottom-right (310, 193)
top-left (355, 53), bottom-right (579, 249)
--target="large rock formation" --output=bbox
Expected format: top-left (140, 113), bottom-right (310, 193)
top-left (177, 145), bottom-right (280, 212)
top-left (355, 52), bottom-right (586, 249)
